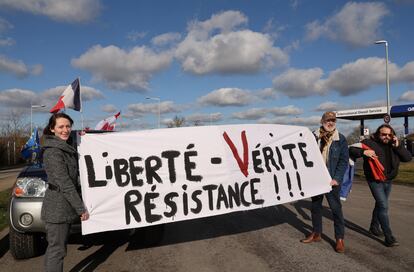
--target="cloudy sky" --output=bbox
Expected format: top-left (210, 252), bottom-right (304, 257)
top-left (0, 0), bottom-right (413, 134)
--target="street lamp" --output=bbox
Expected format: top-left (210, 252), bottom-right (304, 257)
top-left (31, 104), bottom-right (46, 133)
top-left (145, 97), bottom-right (160, 128)
top-left (375, 40), bottom-right (390, 116)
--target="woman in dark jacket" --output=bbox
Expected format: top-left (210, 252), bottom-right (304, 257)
top-left (41, 113), bottom-right (89, 272)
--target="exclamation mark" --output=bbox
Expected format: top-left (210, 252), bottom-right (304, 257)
top-left (296, 171), bottom-right (304, 196)
top-left (286, 172), bottom-right (293, 197)
top-left (273, 174), bottom-right (281, 200)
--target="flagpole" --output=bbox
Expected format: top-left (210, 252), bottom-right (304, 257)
top-left (79, 77), bottom-right (84, 130)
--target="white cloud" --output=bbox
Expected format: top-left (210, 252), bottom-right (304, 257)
top-left (290, 0), bottom-right (299, 9)
top-left (364, 100), bottom-right (386, 108)
top-left (262, 18), bottom-right (286, 40)
top-left (305, 2), bottom-right (389, 47)
top-left (175, 10), bottom-right (288, 75)
top-left (315, 101), bottom-right (341, 111)
top-left (257, 116), bottom-right (321, 126)
top-left (272, 68), bottom-right (327, 98)
top-left (0, 55), bottom-right (43, 78)
top-left (317, 100), bottom-right (387, 111)
top-left (190, 10), bottom-right (248, 34)
top-left (42, 85), bottom-right (103, 109)
top-left (268, 105), bottom-right (303, 116)
top-left (186, 112), bottom-right (222, 123)
top-left (273, 57), bottom-right (414, 98)
top-left (399, 90), bottom-right (414, 102)
top-left (127, 101), bottom-right (180, 115)
top-left (398, 61), bottom-right (414, 82)
top-left (80, 86), bottom-right (105, 101)
top-left (0, 0), bottom-right (101, 23)
top-left (0, 37), bottom-right (14, 46)
top-left (0, 17), bottom-right (13, 32)
top-left (101, 104), bottom-right (118, 113)
top-left (120, 111), bottom-right (140, 119)
top-left (126, 31), bottom-right (147, 42)
top-left (0, 84), bottom-right (103, 111)
top-left (0, 55), bottom-right (28, 77)
top-left (72, 45), bottom-right (173, 91)
top-left (151, 32), bottom-right (182, 46)
top-left (232, 108), bottom-right (269, 120)
top-left (284, 40), bottom-right (300, 53)
top-left (231, 105), bottom-right (301, 120)
top-left (325, 57), bottom-right (398, 96)
top-left (31, 64), bottom-right (43, 75)
top-left (197, 88), bottom-right (254, 107)
top-left (0, 88), bottom-right (39, 107)
top-left (256, 88), bottom-right (278, 99)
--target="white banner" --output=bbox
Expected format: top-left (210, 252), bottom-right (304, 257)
top-left (78, 124), bottom-right (331, 235)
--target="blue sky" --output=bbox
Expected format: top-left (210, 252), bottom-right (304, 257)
top-left (1, 0), bottom-right (414, 135)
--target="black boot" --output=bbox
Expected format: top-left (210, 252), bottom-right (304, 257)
top-left (384, 234), bottom-right (399, 247)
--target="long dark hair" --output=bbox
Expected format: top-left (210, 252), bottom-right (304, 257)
top-left (372, 123), bottom-right (396, 141)
top-left (43, 113), bottom-right (74, 136)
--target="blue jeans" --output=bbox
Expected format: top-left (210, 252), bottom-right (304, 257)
top-left (368, 180), bottom-right (393, 237)
top-left (311, 185), bottom-right (344, 239)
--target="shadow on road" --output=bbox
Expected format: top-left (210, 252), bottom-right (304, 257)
top-left (69, 204), bottom-right (310, 271)
top-left (293, 199), bottom-right (384, 248)
top-left (68, 199), bottom-right (385, 271)
top-left (0, 233), bottom-right (9, 258)
top-left (69, 230), bottom-right (130, 272)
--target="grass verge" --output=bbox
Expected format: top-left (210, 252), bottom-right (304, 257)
top-left (354, 160), bottom-right (414, 185)
top-left (394, 160), bottom-right (414, 185)
top-left (0, 188), bottom-right (12, 231)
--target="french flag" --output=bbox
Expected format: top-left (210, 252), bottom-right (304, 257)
top-left (50, 78), bottom-right (81, 113)
top-left (95, 111), bottom-right (121, 131)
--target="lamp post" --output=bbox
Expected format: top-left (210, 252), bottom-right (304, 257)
top-left (31, 104), bottom-right (46, 133)
top-left (145, 97), bottom-right (160, 128)
top-left (375, 40), bottom-right (390, 116)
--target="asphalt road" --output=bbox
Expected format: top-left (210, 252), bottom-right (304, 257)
top-left (0, 167), bottom-right (22, 191)
top-left (0, 171), bottom-right (413, 272)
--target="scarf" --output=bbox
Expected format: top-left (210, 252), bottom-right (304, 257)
top-left (318, 127), bottom-right (335, 164)
top-left (351, 142), bottom-right (386, 182)
top-left (319, 127), bottom-right (334, 148)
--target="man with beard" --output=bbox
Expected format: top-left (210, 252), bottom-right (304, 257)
top-left (349, 124), bottom-right (411, 247)
top-left (300, 111), bottom-right (349, 253)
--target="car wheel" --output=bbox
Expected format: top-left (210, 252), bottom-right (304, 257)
top-left (9, 227), bottom-right (45, 259)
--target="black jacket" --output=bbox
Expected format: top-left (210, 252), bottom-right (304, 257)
top-left (349, 138), bottom-right (412, 181)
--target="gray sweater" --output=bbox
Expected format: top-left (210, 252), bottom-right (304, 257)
top-left (41, 135), bottom-right (85, 223)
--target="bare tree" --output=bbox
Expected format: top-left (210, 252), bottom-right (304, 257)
top-left (0, 109), bottom-right (28, 137)
top-left (192, 120), bottom-right (203, 126)
top-left (0, 109), bottom-right (29, 167)
top-left (346, 126), bottom-right (365, 144)
top-left (167, 116), bottom-right (186, 128)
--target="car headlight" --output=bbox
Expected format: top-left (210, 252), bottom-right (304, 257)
top-left (14, 177), bottom-right (47, 197)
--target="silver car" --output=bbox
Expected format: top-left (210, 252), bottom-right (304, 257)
top-left (8, 164), bottom-right (47, 259)
top-left (8, 130), bottom-right (164, 259)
